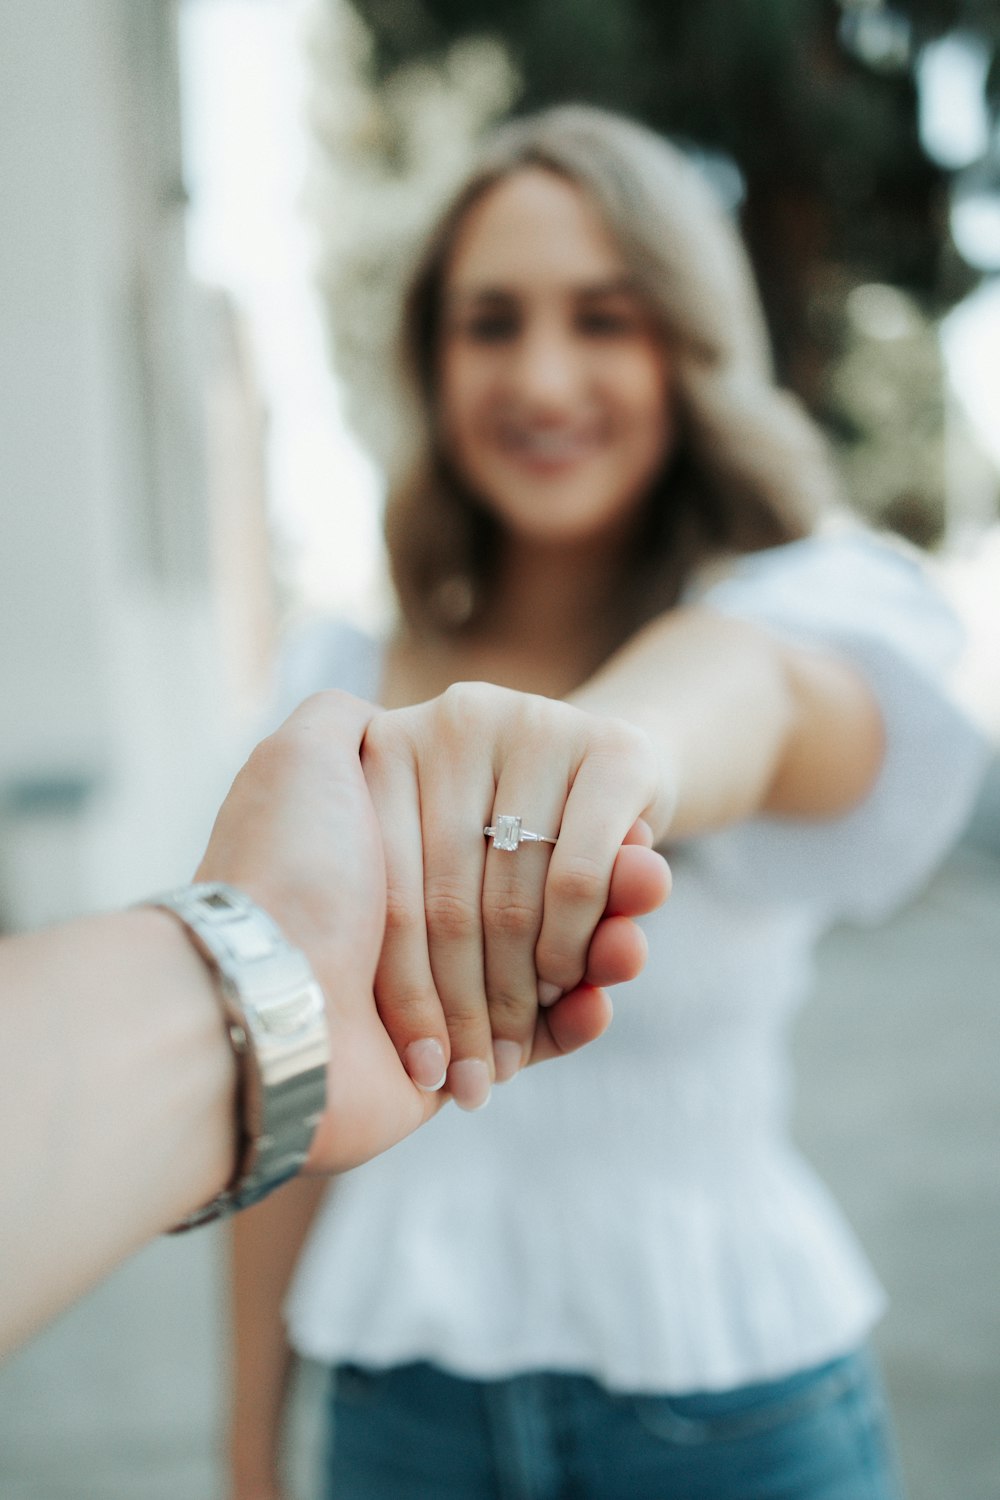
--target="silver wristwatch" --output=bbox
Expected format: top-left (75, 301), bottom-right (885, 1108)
top-left (150, 883), bottom-right (329, 1231)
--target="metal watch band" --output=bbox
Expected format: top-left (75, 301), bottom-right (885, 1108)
top-left (149, 883), bottom-right (329, 1231)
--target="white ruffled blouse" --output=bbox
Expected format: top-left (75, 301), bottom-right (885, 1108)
top-left (281, 535), bottom-right (986, 1393)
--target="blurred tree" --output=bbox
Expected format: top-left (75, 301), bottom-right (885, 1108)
top-left (308, 0), bottom-right (1000, 540)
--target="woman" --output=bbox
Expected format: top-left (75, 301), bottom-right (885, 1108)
top-left (228, 106), bottom-right (984, 1499)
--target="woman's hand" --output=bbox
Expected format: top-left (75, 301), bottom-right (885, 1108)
top-left (361, 682), bottom-right (671, 1110)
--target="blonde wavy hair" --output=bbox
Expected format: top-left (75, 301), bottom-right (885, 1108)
top-left (384, 104), bottom-right (842, 637)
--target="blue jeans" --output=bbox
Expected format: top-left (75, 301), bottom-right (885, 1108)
top-left (324, 1347), bottom-right (906, 1499)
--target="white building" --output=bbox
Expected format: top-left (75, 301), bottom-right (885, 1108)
top-left (0, 0), bottom-right (275, 932)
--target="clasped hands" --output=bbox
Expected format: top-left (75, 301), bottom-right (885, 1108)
top-left (197, 683), bottom-right (671, 1173)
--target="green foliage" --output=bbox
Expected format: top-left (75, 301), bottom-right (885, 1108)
top-left (345, 0), bottom-right (996, 305)
top-left (309, 0), bottom-right (999, 538)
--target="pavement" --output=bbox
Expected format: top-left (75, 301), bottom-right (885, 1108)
top-left (1, 839), bottom-right (998, 1500)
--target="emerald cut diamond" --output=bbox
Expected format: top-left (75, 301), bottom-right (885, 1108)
top-left (493, 815), bottom-right (523, 851)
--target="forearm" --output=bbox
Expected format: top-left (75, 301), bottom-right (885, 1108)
top-left (571, 606), bottom-right (884, 842)
top-left (0, 908), bottom-right (235, 1356)
top-left (228, 1177), bottom-right (327, 1495)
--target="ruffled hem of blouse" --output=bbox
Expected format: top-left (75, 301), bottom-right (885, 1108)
top-left (286, 1152), bottom-right (886, 1393)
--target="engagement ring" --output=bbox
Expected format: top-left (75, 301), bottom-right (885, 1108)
top-left (484, 815), bottom-right (558, 852)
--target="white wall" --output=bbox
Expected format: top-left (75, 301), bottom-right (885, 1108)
top-left (0, 0), bottom-right (256, 929)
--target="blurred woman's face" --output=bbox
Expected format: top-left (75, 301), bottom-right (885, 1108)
top-left (437, 168), bottom-right (675, 551)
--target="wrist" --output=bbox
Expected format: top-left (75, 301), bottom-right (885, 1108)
top-left (113, 909), bottom-right (239, 1231)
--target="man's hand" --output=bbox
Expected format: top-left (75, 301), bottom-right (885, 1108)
top-left (195, 690), bottom-right (440, 1172)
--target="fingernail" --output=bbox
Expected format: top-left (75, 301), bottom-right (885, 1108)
top-left (404, 1038), bottom-right (447, 1092)
top-left (448, 1058), bottom-right (492, 1111)
top-left (538, 981), bottom-right (562, 1008)
top-left (493, 1039), bottom-right (523, 1083)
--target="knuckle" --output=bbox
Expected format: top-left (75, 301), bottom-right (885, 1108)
top-left (597, 716), bottom-right (655, 771)
top-left (440, 679), bottom-right (496, 726)
top-left (375, 975), bottom-right (441, 1035)
top-left (521, 694), bottom-right (577, 746)
top-left (439, 997), bottom-right (492, 1055)
top-left (485, 981), bottom-right (536, 1028)
top-left (382, 882), bottom-right (424, 940)
top-left (483, 893), bottom-right (539, 943)
top-left (424, 883), bottom-right (480, 943)
top-left (549, 853), bottom-right (608, 908)
top-left (441, 995), bottom-right (486, 1030)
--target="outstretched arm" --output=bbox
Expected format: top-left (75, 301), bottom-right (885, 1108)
top-left (0, 903), bottom-right (239, 1355)
top-left (362, 608), bottom-right (881, 1110)
top-left (0, 691), bottom-right (390, 1355)
top-left (572, 604), bottom-right (885, 841)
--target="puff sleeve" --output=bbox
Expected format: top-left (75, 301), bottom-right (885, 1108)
top-left (692, 533), bottom-right (988, 924)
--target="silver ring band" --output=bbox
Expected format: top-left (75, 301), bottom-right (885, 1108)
top-left (484, 814), bottom-right (558, 852)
